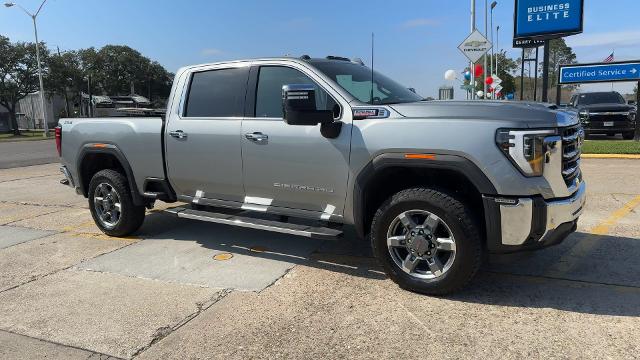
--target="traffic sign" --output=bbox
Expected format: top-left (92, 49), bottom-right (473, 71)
top-left (494, 85), bottom-right (503, 94)
top-left (458, 30), bottom-right (492, 63)
top-left (559, 61), bottom-right (640, 84)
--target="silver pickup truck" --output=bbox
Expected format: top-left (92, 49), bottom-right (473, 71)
top-left (57, 55), bottom-right (586, 294)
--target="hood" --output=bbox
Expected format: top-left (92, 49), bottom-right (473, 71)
top-left (388, 100), bottom-right (567, 128)
top-left (578, 103), bottom-right (635, 112)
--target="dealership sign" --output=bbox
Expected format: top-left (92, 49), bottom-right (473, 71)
top-left (559, 61), bottom-right (640, 84)
top-left (514, 0), bottom-right (584, 39)
top-left (458, 30), bottom-right (492, 63)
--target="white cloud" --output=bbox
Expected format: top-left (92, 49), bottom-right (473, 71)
top-left (201, 48), bottom-right (223, 56)
top-left (567, 30), bottom-right (640, 48)
top-left (401, 18), bottom-right (440, 28)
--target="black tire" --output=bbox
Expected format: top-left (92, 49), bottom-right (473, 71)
top-left (622, 131), bottom-right (635, 140)
top-left (370, 188), bottom-right (483, 295)
top-left (88, 169), bottom-right (145, 237)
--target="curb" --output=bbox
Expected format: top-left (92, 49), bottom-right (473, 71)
top-left (581, 154), bottom-right (640, 159)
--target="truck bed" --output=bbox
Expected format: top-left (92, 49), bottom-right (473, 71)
top-left (58, 116), bottom-right (166, 195)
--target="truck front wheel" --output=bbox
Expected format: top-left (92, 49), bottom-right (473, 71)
top-left (370, 188), bottom-right (483, 295)
top-left (88, 169), bottom-right (145, 237)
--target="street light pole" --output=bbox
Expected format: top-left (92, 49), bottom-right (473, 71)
top-left (496, 25), bottom-right (500, 82)
top-left (470, 0), bottom-right (476, 99)
top-left (490, 1), bottom-right (497, 99)
top-left (483, 0), bottom-right (488, 99)
top-left (4, 0), bottom-right (49, 137)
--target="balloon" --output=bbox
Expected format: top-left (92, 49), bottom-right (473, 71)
top-left (444, 69), bottom-right (457, 81)
top-left (485, 76), bottom-right (493, 85)
top-left (487, 87), bottom-right (493, 93)
top-left (463, 71), bottom-right (471, 81)
top-left (476, 90), bottom-right (484, 98)
top-left (474, 64), bottom-right (483, 77)
top-left (496, 92), bottom-right (502, 98)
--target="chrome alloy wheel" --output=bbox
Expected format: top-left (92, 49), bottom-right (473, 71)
top-left (386, 210), bottom-right (456, 279)
top-left (93, 183), bottom-right (122, 229)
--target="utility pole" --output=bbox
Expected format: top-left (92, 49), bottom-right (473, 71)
top-left (57, 46), bottom-right (71, 118)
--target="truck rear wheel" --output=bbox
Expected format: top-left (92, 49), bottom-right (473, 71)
top-left (622, 131), bottom-right (635, 140)
top-left (88, 169), bottom-right (145, 237)
top-left (370, 188), bottom-right (483, 295)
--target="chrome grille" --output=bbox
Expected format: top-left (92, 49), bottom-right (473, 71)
top-left (561, 125), bottom-right (582, 187)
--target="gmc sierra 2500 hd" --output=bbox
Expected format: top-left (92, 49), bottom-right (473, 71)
top-left (57, 56), bottom-right (586, 294)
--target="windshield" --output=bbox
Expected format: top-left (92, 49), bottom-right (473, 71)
top-left (310, 61), bottom-right (423, 105)
top-left (578, 92), bottom-right (625, 105)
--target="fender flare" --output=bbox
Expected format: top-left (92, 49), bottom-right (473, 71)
top-left (352, 152), bottom-right (498, 238)
top-left (76, 143), bottom-right (145, 206)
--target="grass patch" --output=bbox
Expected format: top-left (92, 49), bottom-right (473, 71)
top-left (582, 140), bottom-right (640, 154)
top-left (0, 131), bottom-right (51, 142)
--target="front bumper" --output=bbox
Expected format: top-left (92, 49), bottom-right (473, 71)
top-left (483, 181), bottom-right (586, 254)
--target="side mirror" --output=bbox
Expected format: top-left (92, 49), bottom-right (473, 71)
top-left (282, 84), bottom-right (334, 126)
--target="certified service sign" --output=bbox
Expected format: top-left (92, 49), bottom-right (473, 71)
top-left (458, 30), bottom-right (492, 63)
top-left (514, 0), bottom-right (584, 39)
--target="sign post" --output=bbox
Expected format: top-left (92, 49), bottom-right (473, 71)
top-left (458, 30), bottom-right (492, 100)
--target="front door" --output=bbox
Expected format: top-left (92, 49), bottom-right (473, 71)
top-left (165, 65), bottom-right (249, 203)
top-left (240, 64), bottom-right (352, 219)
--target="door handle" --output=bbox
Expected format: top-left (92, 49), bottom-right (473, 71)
top-left (169, 130), bottom-right (188, 139)
top-left (244, 132), bottom-right (268, 142)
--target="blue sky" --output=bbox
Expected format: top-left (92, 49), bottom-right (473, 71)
top-left (1, 0), bottom-right (639, 98)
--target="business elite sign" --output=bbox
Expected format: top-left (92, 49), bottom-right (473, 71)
top-left (514, 0), bottom-right (584, 40)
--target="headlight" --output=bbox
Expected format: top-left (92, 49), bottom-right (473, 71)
top-left (579, 110), bottom-right (590, 123)
top-left (629, 111), bottom-right (636, 122)
top-left (496, 129), bottom-right (556, 177)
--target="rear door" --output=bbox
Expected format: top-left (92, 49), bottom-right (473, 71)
top-left (165, 64), bottom-right (249, 203)
top-left (240, 63), bottom-right (352, 219)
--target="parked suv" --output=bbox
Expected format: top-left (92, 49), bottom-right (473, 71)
top-left (567, 91), bottom-right (637, 139)
top-left (57, 56), bottom-right (586, 294)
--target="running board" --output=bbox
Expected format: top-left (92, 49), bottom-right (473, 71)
top-left (164, 207), bottom-right (342, 240)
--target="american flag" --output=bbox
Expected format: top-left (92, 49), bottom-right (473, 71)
top-left (603, 52), bottom-right (614, 63)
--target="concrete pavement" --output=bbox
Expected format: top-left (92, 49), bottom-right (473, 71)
top-left (0, 160), bottom-right (639, 359)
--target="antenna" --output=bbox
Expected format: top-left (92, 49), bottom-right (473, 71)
top-left (370, 32), bottom-right (374, 104)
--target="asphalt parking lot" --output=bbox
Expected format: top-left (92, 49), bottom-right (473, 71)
top-left (1, 159), bottom-right (639, 359)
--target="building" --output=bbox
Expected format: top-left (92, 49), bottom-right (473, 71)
top-left (16, 91), bottom-right (67, 130)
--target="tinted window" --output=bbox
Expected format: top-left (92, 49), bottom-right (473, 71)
top-left (184, 67), bottom-right (248, 117)
top-left (310, 61), bottom-right (423, 105)
top-left (578, 92), bottom-right (625, 105)
top-left (255, 66), bottom-right (337, 118)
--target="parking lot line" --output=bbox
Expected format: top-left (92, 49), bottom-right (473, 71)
top-left (591, 195), bottom-right (640, 235)
top-left (544, 194), bottom-right (640, 278)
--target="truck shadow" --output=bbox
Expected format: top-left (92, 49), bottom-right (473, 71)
top-left (137, 211), bottom-right (640, 317)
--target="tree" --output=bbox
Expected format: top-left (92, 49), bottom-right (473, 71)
top-left (0, 36), bottom-right (44, 135)
top-left (89, 45), bottom-right (173, 102)
top-left (45, 50), bottom-right (83, 117)
top-left (546, 38), bottom-right (577, 89)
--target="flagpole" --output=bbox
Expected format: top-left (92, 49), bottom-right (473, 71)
top-left (611, 49), bottom-right (615, 91)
